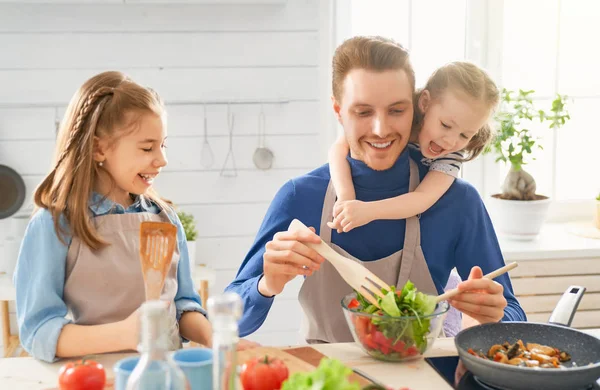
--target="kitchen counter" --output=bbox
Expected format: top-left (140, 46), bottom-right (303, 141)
top-left (500, 222), bottom-right (600, 261)
top-left (2, 330), bottom-right (598, 390)
top-left (0, 337), bottom-right (458, 390)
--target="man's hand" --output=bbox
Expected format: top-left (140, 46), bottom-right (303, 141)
top-left (259, 227), bottom-right (325, 297)
top-left (326, 200), bottom-right (374, 233)
top-left (449, 266), bottom-right (507, 324)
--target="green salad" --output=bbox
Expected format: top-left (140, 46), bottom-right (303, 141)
top-left (347, 280), bottom-right (438, 360)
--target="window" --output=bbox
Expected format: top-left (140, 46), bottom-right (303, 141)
top-left (500, 0), bottom-right (600, 202)
top-left (337, 0), bottom-right (600, 219)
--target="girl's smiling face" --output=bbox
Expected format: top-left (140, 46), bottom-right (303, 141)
top-left (93, 111), bottom-right (168, 206)
top-left (417, 90), bottom-right (490, 159)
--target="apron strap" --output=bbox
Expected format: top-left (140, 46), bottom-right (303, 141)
top-left (398, 158), bottom-right (422, 286)
top-left (319, 180), bottom-right (337, 244)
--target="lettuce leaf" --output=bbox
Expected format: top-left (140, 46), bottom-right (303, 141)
top-left (281, 358), bottom-right (361, 390)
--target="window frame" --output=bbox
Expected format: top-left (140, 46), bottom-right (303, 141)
top-left (329, 0), bottom-right (595, 222)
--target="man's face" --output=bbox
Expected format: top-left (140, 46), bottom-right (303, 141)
top-left (333, 69), bottom-right (414, 171)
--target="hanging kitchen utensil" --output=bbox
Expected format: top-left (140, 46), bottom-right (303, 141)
top-left (252, 106), bottom-right (274, 170)
top-left (0, 164), bottom-right (26, 220)
top-left (200, 103), bottom-right (214, 169)
top-left (220, 104), bottom-right (238, 177)
top-left (54, 107), bottom-right (61, 137)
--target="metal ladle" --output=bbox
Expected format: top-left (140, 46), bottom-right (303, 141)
top-left (200, 104), bottom-right (214, 168)
top-left (252, 107), bottom-right (274, 170)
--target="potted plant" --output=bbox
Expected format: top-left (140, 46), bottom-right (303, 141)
top-left (177, 211), bottom-right (198, 276)
top-left (596, 193), bottom-right (600, 229)
top-left (485, 89), bottom-right (570, 240)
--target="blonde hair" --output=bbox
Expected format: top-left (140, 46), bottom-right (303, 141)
top-left (35, 71), bottom-right (172, 250)
top-left (414, 61), bottom-right (499, 161)
top-left (332, 36), bottom-right (415, 102)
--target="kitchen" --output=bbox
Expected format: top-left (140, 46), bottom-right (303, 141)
top-left (1, 0), bottom-right (599, 389)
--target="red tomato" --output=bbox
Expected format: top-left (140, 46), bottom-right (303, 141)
top-left (391, 339), bottom-right (406, 353)
top-left (58, 359), bottom-right (106, 390)
top-left (355, 316), bottom-right (370, 338)
top-left (373, 331), bottom-right (392, 348)
top-left (405, 346), bottom-right (419, 357)
top-left (363, 333), bottom-right (378, 350)
top-left (348, 298), bottom-right (360, 309)
top-left (240, 355), bottom-right (289, 390)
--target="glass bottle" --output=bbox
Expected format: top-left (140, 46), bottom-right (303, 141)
top-left (126, 300), bottom-right (189, 390)
top-left (207, 292), bottom-right (243, 390)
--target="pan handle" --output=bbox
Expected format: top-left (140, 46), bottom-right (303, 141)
top-left (547, 285), bottom-right (586, 327)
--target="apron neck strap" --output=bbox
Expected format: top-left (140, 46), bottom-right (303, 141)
top-left (319, 181), bottom-right (336, 244)
top-left (398, 158), bottom-right (422, 285)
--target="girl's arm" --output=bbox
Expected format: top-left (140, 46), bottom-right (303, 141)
top-left (363, 171), bottom-right (455, 220)
top-left (328, 134), bottom-right (355, 201)
top-left (179, 311), bottom-right (212, 346)
top-left (172, 213), bottom-right (211, 345)
top-left (56, 321), bottom-right (135, 357)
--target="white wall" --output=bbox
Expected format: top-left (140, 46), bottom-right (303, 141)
top-left (0, 0), bottom-right (331, 351)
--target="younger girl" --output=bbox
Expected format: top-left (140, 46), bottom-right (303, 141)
top-left (328, 61), bottom-right (498, 232)
top-left (14, 71), bottom-right (253, 362)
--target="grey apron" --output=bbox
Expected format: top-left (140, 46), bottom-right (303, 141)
top-left (63, 208), bottom-right (181, 350)
top-left (298, 158), bottom-right (451, 343)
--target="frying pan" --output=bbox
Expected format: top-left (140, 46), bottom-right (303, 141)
top-left (455, 286), bottom-right (600, 390)
top-left (0, 164), bottom-right (26, 219)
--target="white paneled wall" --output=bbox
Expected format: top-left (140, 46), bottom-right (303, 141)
top-left (0, 0), bottom-right (327, 351)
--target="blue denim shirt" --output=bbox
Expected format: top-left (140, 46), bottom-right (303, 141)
top-left (13, 193), bottom-right (205, 362)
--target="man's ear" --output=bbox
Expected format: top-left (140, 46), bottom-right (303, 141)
top-left (331, 95), bottom-right (343, 124)
top-left (418, 90), bottom-right (431, 114)
top-left (92, 136), bottom-right (106, 163)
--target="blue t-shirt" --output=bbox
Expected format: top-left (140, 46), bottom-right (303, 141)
top-left (225, 147), bottom-right (526, 336)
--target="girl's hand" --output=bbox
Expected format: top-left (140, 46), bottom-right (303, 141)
top-left (237, 338), bottom-right (260, 351)
top-left (327, 200), bottom-right (373, 233)
top-left (121, 308), bottom-right (141, 351)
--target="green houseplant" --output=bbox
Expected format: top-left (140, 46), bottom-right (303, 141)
top-left (485, 89), bottom-right (570, 239)
top-left (177, 211), bottom-right (198, 273)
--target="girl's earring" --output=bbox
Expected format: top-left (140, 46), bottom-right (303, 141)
top-left (99, 161), bottom-right (103, 167)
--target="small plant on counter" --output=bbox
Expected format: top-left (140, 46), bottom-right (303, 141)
top-left (177, 211), bottom-right (198, 242)
top-left (484, 89), bottom-right (570, 200)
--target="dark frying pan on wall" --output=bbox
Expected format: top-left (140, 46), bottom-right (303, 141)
top-left (0, 164), bottom-right (26, 219)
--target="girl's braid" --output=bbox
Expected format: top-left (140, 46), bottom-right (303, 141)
top-left (55, 86), bottom-right (115, 168)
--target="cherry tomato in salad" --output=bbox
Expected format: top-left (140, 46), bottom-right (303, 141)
top-left (348, 298), bottom-right (361, 309)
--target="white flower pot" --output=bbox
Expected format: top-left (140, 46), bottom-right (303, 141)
top-left (187, 240), bottom-right (197, 279)
top-left (595, 201), bottom-right (600, 230)
top-left (488, 195), bottom-right (552, 241)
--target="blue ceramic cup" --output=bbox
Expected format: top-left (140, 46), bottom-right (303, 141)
top-left (113, 348), bottom-right (213, 390)
top-left (171, 348), bottom-right (213, 390)
top-left (113, 356), bottom-right (172, 390)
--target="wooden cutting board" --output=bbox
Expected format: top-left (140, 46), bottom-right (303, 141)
top-left (236, 346), bottom-right (372, 387)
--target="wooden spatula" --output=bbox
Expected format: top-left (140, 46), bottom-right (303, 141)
top-left (434, 262), bottom-right (519, 303)
top-left (288, 219), bottom-right (389, 308)
top-left (139, 221), bottom-right (177, 301)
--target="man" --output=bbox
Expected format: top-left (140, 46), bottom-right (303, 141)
top-left (225, 36), bottom-right (525, 345)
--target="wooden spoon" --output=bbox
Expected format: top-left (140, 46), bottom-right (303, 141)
top-left (139, 221), bottom-right (177, 301)
top-left (434, 262), bottom-right (519, 303)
